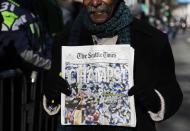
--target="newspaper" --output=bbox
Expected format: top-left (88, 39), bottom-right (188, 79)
top-left (61, 45), bottom-right (136, 127)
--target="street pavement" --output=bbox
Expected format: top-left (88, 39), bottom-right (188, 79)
top-left (157, 30), bottom-right (190, 131)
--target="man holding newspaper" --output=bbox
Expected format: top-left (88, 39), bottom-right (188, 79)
top-left (44, 0), bottom-right (183, 131)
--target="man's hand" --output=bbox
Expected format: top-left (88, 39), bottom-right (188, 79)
top-left (43, 72), bottom-right (72, 103)
top-left (128, 86), bottom-right (161, 113)
top-left (43, 71), bottom-right (72, 115)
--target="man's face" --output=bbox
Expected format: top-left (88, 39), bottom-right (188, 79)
top-left (83, 0), bottom-right (117, 24)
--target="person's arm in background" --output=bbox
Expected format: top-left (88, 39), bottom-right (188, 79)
top-left (0, 28), bottom-right (71, 115)
top-left (0, 30), bottom-right (52, 70)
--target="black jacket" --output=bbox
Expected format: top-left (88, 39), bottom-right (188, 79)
top-left (61, 18), bottom-right (183, 131)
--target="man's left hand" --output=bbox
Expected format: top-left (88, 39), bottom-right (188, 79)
top-left (128, 86), bottom-right (161, 113)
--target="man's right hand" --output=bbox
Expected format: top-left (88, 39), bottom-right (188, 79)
top-left (43, 72), bottom-right (72, 103)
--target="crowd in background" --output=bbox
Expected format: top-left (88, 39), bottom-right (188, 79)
top-left (132, 1), bottom-right (189, 42)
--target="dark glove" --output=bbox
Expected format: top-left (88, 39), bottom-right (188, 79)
top-left (128, 86), bottom-right (161, 113)
top-left (43, 72), bottom-right (72, 103)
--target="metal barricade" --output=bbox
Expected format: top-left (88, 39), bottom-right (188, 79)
top-left (0, 69), bottom-right (58, 131)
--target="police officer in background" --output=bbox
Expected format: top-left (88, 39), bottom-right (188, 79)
top-left (0, 0), bottom-right (52, 70)
top-left (0, 0), bottom-right (71, 114)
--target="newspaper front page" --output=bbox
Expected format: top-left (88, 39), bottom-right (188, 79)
top-left (61, 45), bottom-right (136, 127)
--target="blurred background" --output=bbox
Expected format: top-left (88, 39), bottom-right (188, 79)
top-left (128, 1), bottom-right (190, 131)
top-left (0, 0), bottom-right (190, 131)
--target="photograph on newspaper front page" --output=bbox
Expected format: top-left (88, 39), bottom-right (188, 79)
top-left (61, 45), bottom-right (136, 127)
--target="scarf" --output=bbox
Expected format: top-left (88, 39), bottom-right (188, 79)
top-left (83, 1), bottom-right (133, 44)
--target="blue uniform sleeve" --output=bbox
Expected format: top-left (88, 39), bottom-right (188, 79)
top-left (1, 31), bottom-right (52, 70)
